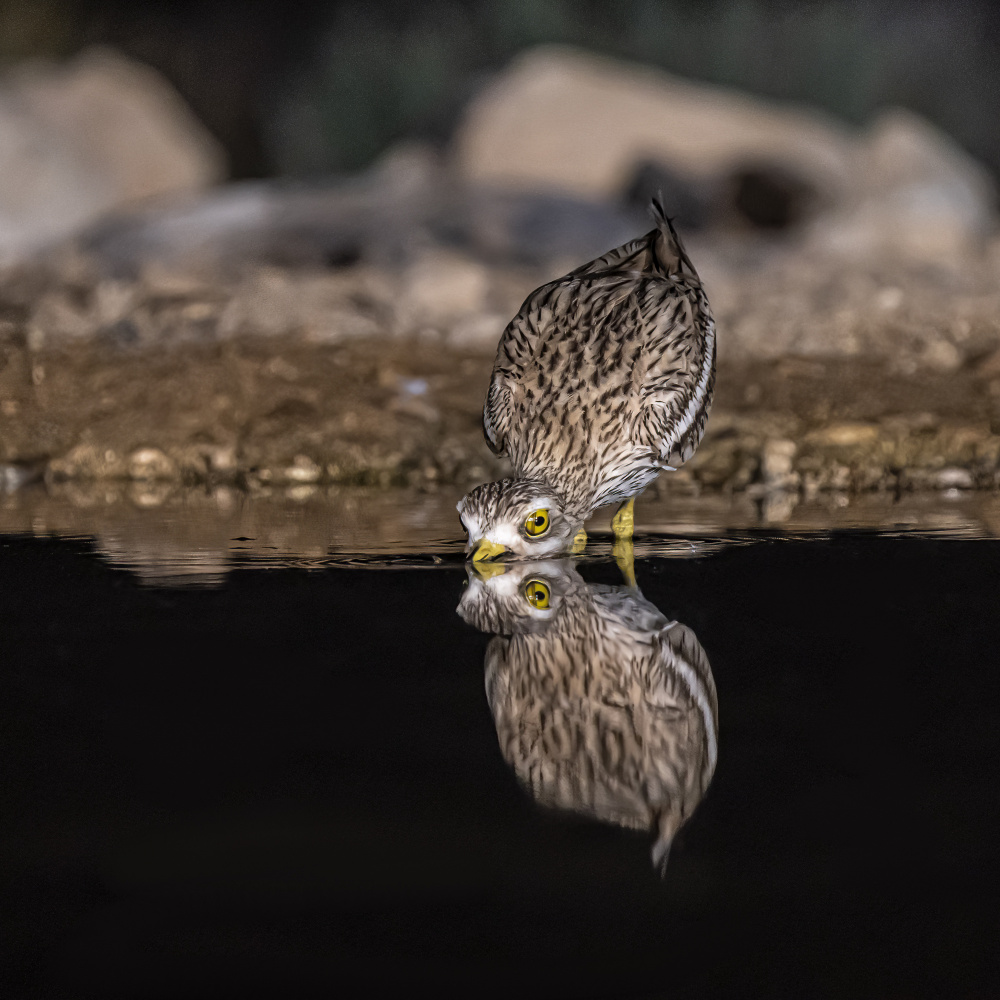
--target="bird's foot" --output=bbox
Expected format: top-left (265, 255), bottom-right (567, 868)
top-left (571, 529), bottom-right (588, 554)
top-left (611, 497), bottom-right (635, 540)
top-left (613, 537), bottom-right (637, 588)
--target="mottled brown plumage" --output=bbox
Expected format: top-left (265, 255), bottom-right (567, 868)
top-left (457, 559), bottom-right (718, 871)
top-left (459, 200), bottom-right (715, 559)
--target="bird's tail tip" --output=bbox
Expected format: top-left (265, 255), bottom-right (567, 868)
top-left (649, 194), bottom-right (696, 278)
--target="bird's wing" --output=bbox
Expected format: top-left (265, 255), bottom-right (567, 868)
top-left (482, 276), bottom-right (564, 457)
top-left (630, 281), bottom-right (715, 466)
top-left (482, 365), bottom-right (513, 456)
top-left (630, 208), bottom-right (716, 466)
top-left (484, 201), bottom-right (712, 462)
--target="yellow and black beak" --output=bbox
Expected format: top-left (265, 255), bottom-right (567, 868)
top-left (471, 538), bottom-right (506, 562)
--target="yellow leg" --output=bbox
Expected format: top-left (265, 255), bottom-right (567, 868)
top-left (571, 528), bottom-right (588, 554)
top-left (611, 497), bottom-right (635, 540)
top-left (611, 497), bottom-right (636, 587)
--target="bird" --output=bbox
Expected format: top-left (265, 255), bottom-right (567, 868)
top-left (457, 558), bottom-right (718, 873)
top-left (458, 199), bottom-right (715, 566)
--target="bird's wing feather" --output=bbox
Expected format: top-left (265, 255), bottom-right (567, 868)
top-left (630, 207), bottom-right (717, 465)
top-left (482, 273), bottom-right (569, 457)
top-left (632, 283), bottom-right (716, 465)
top-left (483, 201), bottom-right (714, 466)
top-left (483, 368), bottom-right (513, 456)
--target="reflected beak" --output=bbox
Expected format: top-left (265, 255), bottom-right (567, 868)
top-left (471, 538), bottom-right (506, 562)
top-left (470, 560), bottom-right (507, 582)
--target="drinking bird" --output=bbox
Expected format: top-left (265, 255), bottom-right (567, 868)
top-left (458, 199), bottom-right (716, 565)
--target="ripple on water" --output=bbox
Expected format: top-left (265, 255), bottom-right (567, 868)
top-left (0, 484), bottom-right (998, 585)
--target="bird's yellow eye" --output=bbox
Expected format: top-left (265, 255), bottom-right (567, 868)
top-left (524, 509), bottom-right (550, 537)
top-left (523, 579), bottom-right (550, 609)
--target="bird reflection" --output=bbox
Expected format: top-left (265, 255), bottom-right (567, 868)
top-left (458, 559), bottom-right (717, 872)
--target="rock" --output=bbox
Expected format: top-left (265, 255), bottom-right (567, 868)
top-left (0, 46), bottom-right (225, 264)
top-left (48, 443), bottom-right (127, 480)
top-left (453, 45), bottom-right (856, 203)
top-left (128, 447), bottom-right (177, 481)
top-left (621, 159), bottom-right (713, 231)
top-left (435, 186), bottom-right (639, 265)
top-left (819, 107), bottom-right (997, 262)
top-left (75, 162), bottom-right (638, 280)
top-left (283, 455), bottom-right (323, 484)
top-left (933, 467), bottom-right (974, 490)
top-left (398, 251), bottom-right (490, 332)
top-left (806, 423), bottom-right (880, 448)
top-left (0, 462), bottom-right (41, 492)
top-left (761, 438), bottom-right (799, 489)
top-left (216, 266), bottom-right (389, 341)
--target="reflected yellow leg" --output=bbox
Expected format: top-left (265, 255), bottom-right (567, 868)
top-left (611, 498), bottom-right (636, 587)
top-left (613, 537), bottom-right (636, 588)
top-left (571, 529), bottom-right (588, 554)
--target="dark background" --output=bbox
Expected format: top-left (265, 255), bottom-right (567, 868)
top-left (1, 0), bottom-right (999, 179)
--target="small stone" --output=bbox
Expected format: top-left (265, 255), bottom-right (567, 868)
top-left (921, 338), bottom-right (963, 373)
top-left (206, 446), bottom-right (237, 475)
top-left (877, 286), bottom-right (903, 311)
top-left (0, 463), bottom-right (39, 492)
top-left (932, 467), bottom-right (973, 490)
top-left (284, 455), bottom-right (321, 483)
top-left (127, 481), bottom-right (172, 507)
top-left (285, 484), bottom-right (318, 502)
top-left (48, 443), bottom-right (127, 480)
top-left (128, 447), bottom-right (176, 480)
top-left (761, 438), bottom-right (798, 487)
top-left (807, 423), bottom-right (879, 447)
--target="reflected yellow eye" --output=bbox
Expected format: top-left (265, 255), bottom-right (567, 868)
top-left (524, 509), bottom-right (550, 537)
top-left (523, 579), bottom-right (551, 609)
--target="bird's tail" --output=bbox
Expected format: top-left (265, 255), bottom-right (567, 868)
top-left (650, 196), bottom-right (698, 279)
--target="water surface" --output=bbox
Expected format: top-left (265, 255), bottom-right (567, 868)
top-left (2, 501), bottom-right (999, 997)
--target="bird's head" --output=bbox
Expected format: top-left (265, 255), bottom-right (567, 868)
top-left (457, 478), bottom-right (582, 561)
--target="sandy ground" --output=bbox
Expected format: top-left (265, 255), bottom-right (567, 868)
top-left (1, 335), bottom-right (998, 499)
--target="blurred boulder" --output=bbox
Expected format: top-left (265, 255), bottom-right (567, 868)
top-left (818, 107), bottom-right (997, 261)
top-left (620, 159), bottom-right (713, 231)
top-left (453, 45), bottom-right (856, 206)
top-left (70, 142), bottom-right (639, 279)
top-left (0, 46), bottom-right (226, 265)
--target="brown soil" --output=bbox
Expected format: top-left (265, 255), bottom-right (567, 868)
top-left (1, 335), bottom-right (998, 496)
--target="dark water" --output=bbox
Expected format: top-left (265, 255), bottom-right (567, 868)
top-left (3, 532), bottom-right (1000, 999)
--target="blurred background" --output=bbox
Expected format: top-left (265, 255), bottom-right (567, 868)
top-left (2, 0), bottom-right (998, 179)
top-left (1, 0), bottom-right (1000, 556)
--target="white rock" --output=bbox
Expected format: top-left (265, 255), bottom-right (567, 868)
top-left (448, 312), bottom-right (508, 348)
top-left (0, 46), bottom-right (225, 264)
top-left (454, 45), bottom-right (856, 201)
top-left (398, 251), bottom-right (490, 331)
top-left (128, 448), bottom-right (176, 481)
top-left (819, 107), bottom-right (996, 262)
top-left (284, 455), bottom-right (322, 484)
top-left (933, 467), bottom-right (974, 490)
top-left (761, 439), bottom-right (799, 488)
top-left (218, 267), bottom-right (389, 341)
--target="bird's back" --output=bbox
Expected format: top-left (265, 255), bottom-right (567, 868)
top-left (484, 204), bottom-right (715, 513)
